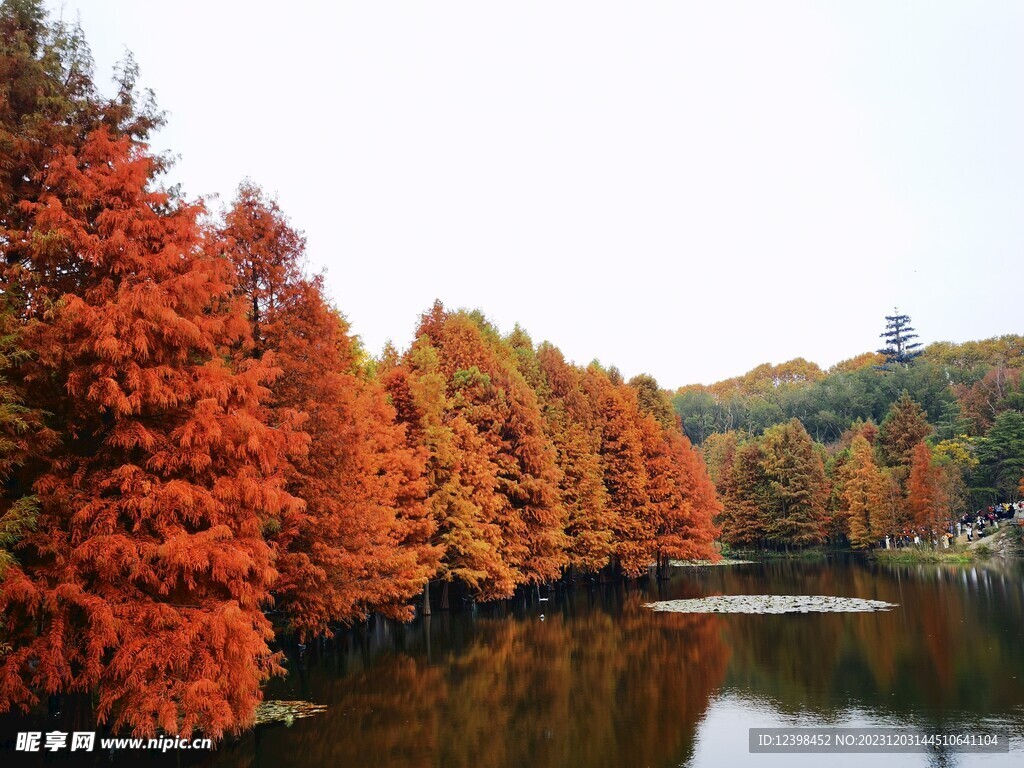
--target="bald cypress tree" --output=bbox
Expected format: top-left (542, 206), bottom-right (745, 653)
top-left (878, 392), bottom-right (933, 469)
top-left (0, 126), bottom-right (294, 738)
top-left (718, 441), bottom-right (771, 548)
top-left (628, 373), bottom-right (676, 430)
top-left (590, 370), bottom-right (652, 576)
top-left (536, 344), bottom-right (614, 575)
top-left (220, 184), bottom-right (437, 638)
top-left (761, 419), bottom-right (829, 548)
top-left (841, 436), bottom-right (885, 549)
top-left (907, 441), bottom-right (947, 534)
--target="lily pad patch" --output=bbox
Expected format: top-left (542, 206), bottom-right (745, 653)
top-left (644, 595), bottom-right (897, 614)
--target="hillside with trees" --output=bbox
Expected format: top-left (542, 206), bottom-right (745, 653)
top-left (677, 315), bottom-right (1024, 550)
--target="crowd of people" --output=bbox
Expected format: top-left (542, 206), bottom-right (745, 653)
top-left (880, 501), bottom-right (1024, 550)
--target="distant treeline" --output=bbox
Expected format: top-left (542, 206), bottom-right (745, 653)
top-left (677, 338), bottom-right (1024, 549)
top-left (674, 340), bottom-right (1024, 445)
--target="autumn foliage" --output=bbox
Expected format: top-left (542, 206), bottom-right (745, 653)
top-left (906, 441), bottom-right (948, 533)
top-left (840, 436), bottom-right (886, 549)
top-left (0, 0), bottom-right (724, 739)
top-left (382, 304), bottom-right (720, 592)
top-left (219, 183), bottom-right (437, 639)
top-left (714, 420), bottom-right (828, 549)
top-left (0, 126), bottom-right (291, 738)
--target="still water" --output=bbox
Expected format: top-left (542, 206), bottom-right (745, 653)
top-left (4, 556), bottom-right (1024, 766)
top-left (233, 556), bottom-right (1024, 768)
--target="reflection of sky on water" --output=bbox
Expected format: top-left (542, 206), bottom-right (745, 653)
top-left (692, 692), bottom-right (1024, 768)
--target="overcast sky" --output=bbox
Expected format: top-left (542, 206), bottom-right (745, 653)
top-left (47, 1), bottom-right (1024, 386)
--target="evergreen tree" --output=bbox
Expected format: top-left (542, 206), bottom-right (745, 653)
top-left (0, 306), bottom-right (50, 576)
top-left (877, 309), bottom-right (923, 367)
top-left (975, 411), bottom-right (1024, 501)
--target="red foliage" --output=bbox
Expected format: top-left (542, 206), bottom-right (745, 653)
top-left (587, 369), bottom-right (651, 576)
top-left (907, 441), bottom-right (947, 531)
top-left (536, 344), bottom-right (613, 574)
top-left (658, 428), bottom-right (721, 562)
top-left (382, 339), bottom-right (517, 599)
top-left (220, 184), bottom-right (436, 638)
top-left (0, 130), bottom-right (292, 737)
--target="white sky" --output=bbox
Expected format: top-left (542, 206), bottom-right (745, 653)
top-left (48, 1), bottom-right (1024, 387)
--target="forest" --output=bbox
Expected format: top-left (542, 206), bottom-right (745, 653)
top-left (0, 1), bottom-right (719, 740)
top-left (680, 323), bottom-right (1024, 550)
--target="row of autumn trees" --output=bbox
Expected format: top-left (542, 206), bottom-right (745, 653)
top-left (0, 1), bottom-right (719, 739)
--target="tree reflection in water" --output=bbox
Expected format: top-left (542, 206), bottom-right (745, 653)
top-left (230, 587), bottom-right (729, 768)
top-left (713, 559), bottom-right (1024, 721)
top-left (189, 558), bottom-right (1024, 768)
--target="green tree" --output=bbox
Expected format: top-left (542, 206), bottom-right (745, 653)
top-left (629, 373), bottom-right (676, 430)
top-left (717, 441), bottom-right (771, 548)
top-left (760, 419), bottom-right (829, 547)
top-left (974, 411), bottom-right (1024, 501)
top-left (0, 308), bottom-right (48, 576)
top-left (877, 309), bottom-right (923, 367)
top-left (672, 388), bottom-right (718, 445)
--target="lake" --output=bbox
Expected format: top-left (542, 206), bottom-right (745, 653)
top-left (229, 555), bottom-right (1024, 768)
top-left (4, 555), bottom-right (1023, 766)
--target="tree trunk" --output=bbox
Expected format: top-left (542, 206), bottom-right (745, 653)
top-left (423, 581), bottom-right (431, 617)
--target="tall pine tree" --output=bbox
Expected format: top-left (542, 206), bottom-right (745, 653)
top-left (877, 309), bottom-right (923, 367)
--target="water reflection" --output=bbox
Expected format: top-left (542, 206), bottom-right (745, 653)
top-left (706, 559), bottom-right (1024, 720)
top-left (228, 559), bottom-right (1024, 768)
top-left (3, 558), bottom-right (1023, 767)
top-left (236, 588), bottom-right (729, 768)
